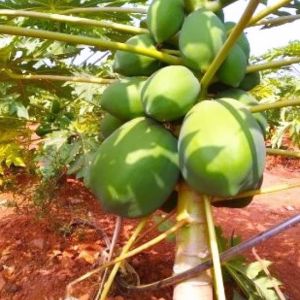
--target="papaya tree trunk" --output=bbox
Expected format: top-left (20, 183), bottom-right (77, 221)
top-left (173, 182), bottom-right (212, 300)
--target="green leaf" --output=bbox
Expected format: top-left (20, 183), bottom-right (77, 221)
top-left (245, 260), bottom-right (272, 280)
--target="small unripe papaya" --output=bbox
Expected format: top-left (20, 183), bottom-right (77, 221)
top-left (179, 8), bottom-right (226, 72)
top-left (224, 22), bottom-right (250, 59)
top-left (100, 78), bottom-right (145, 121)
top-left (99, 113), bottom-right (123, 139)
top-left (147, 0), bottom-right (185, 44)
top-left (141, 65), bottom-right (200, 122)
top-left (239, 72), bottom-right (261, 91)
top-left (215, 9), bottom-right (225, 22)
top-left (217, 44), bottom-right (247, 87)
top-left (113, 34), bottom-right (161, 76)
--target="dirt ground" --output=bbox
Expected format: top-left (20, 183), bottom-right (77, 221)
top-left (0, 156), bottom-right (299, 300)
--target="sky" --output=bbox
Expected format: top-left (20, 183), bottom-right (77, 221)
top-left (224, 0), bottom-right (300, 56)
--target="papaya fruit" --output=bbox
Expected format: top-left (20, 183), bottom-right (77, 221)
top-left (179, 8), bottom-right (226, 72)
top-left (216, 89), bottom-right (268, 136)
top-left (215, 9), bottom-right (225, 22)
top-left (89, 117), bottom-right (179, 218)
top-left (99, 113), bottom-right (123, 139)
top-left (141, 65), bottom-right (200, 122)
top-left (217, 44), bottom-right (247, 87)
top-left (212, 175), bottom-right (263, 208)
top-left (100, 78), bottom-right (145, 121)
top-left (178, 98), bottom-right (266, 197)
top-left (113, 34), bottom-right (161, 76)
top-left (147, 0), bottom-right (185, 44)
top-left (239, 71), bottom-right (261, 91)
top-left (224, 22), bottom-right (250, 59)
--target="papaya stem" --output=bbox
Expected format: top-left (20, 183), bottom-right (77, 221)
top-left (173, 183), bottom-right (212, 300)
top-left (247, 57), bottom-right (300, 73)
top-left (98, 217), bottom-right (145, 300)
top-left (213, 182), bottom-right (300, 202)
top-left (0, 25), bottom-right (183, 65)
top-left (61, 6), bottom-right (147, 15)
top-left (200, 0), bottom-right (261, 96)
top-left (249, 97), bottom-right (300, 113)
top-left (4, 70), bottom-right (116, 84)
top-left (0, 9), bottom-right (147, 35)
top-left (66, 218), bottom-right (188, 296)
top-left (248, 0), bottom-right (292, 26)
top-left (266, 148), bottom-right (300, 158)
top-left (249, 14), bottom-right (300, 28)
top-left (203, 196), bottom-right (226, 300)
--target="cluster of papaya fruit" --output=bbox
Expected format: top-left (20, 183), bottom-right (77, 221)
top-left (89, 0), bottom-right (267, 218)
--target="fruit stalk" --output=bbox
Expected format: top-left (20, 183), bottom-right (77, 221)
top-left (248, 0), bottom-right (292, 26)
top-left (0, 25), bottom-right (182, 65)
top-left (249, 97), bottom-right (300, 113)
top-left (246, 56), bottom-right (300, 73)
top-left (173, 182), bottom-right (212, 300)
top-left (62, 6), bottom-right (148, 15)
top-left (213, 181), bottom-right (300, 202)
top-left (266, 148), bottom-right (300, 158)
top-left (249, 14), bottom-right (300, 27)
top-left (5, 70), bottom-right (116, 84)
top-left (0, 9), bottom-right (147, 35)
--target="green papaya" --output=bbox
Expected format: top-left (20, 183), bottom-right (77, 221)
top-left (100, 78), bottom-right (145, 121)
top-left (99, 113), bottom-right (123, 139)
top-left (212, 176), bottom-right (263, 208)
top-left (141, 65), bottom-right (200, 122)
top-left (215, 9), bottom-right (225, 22)
top-left (224, 22), bottom-right (250, 59)
top-left (239, 72), bottom-right (261, 91)
top-left (178, 98), bottom-right (266, 197)
top-left (147, 0), bottom-right (185, 44)
top-left (113, 34), bottom-right (161, 76)
top-left (90, 117), bottom-right (179, 218)
top-left (179, 8), bottom-right (226, 72)
top-left (217, 44), bottom-right (247, 87)
top-left (216, 89), bottom-right (268, 136)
